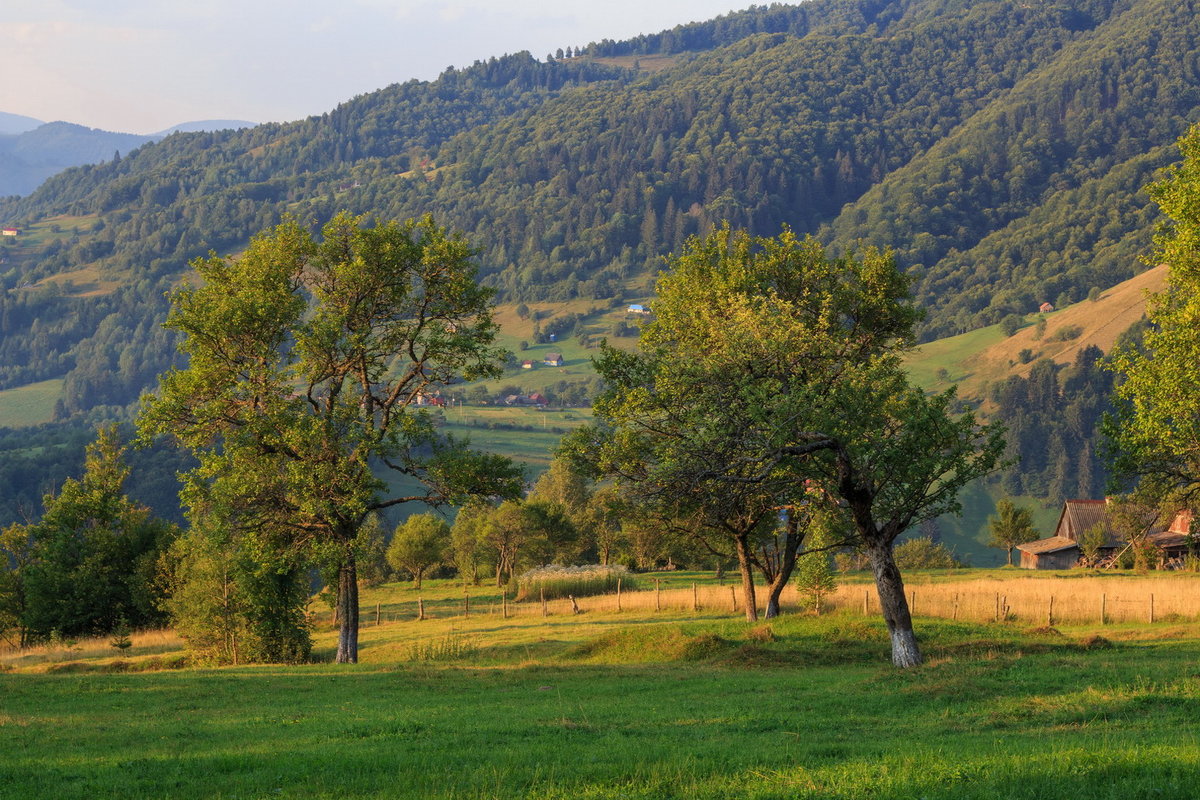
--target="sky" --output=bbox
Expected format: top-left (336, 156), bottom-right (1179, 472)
top-left (3, 0), bottom-right (757, 135)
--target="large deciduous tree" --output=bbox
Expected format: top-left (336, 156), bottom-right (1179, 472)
top-left (139, 213), bottom-right (522, 663)
top-left (575, 225), bottom-right (1003, 665)
top-left (1108, 123), bottom-right (1200, 519)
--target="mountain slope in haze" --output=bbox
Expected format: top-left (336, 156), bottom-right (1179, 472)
top-left (0, 119), bottom-right (262, 197)
top-left (152, 120), bottom-right (256, 137)
top-left (0, 112), bottom-right (43, 136)
top-left (0, 122), bottom-right (155, 196)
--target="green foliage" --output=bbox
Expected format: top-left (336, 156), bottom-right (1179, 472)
top-left (387, 514), bottom-right (450, 588)
top-left (1000, 314), bottom-right (1025, 337)
top-left (987, 499), bottom-right (1038, 566)
top-left (108, 616), bottom-right (132, 651)
top-left (574, 224), bottom-right (1003, 661)
top-left (17, 425), bottom-right (176, 640)
top-left (1108, 122), bottom-right (1200, 505)
top-left (991, 347), bottom-right (1114, 502)
top-left (794, 509), bottom-right (842, 613)
top-left (138, 213), bottom-right (521, 663)
top-left (893, 537), bottom-right (960, 570)
top-left (1079, 523), bottom-right (1108, 567)
top-left (351, 514), bottom-right (391, 588)
top-left (161, 517), bottom-right (311, 666)
top-left (1051, 324), bottom-right (1084, 342)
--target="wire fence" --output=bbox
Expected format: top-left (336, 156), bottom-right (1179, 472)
top-left (342, 573), bottom-right (1200, 628)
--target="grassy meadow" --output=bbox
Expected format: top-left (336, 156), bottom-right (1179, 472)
top-left (0, 378), bottom-right (63, 428)
top-left (3, 571), bottom-right (1200, 799)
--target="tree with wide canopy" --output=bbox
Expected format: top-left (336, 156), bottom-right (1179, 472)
top-left (573, 225), bottom-right (1004, 666)
top-left (140, 213), bottom-right (522, 663)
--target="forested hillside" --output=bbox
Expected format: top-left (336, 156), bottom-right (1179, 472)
top-left (1, 0), bottom-right (1197, 521)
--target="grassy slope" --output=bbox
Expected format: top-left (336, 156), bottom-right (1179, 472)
top-left (0, 378), bottom-right (62, 428)
top-left (3, 575), bottom-right (1200, 799)
top-left (905, 264), bottom-right (1165, 399)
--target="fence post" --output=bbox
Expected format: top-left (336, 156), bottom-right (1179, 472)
top-left (503, 591), bottom-right (508, 619)
top-left (994, 592), bottom-right (1000, 622)
top-left (1149, 593), bottom-right (1155, 624)
top-left (464, 586), bottom-right (470, 618)
top-left (375, 602), bottom-right (381, 627)
top-left (617, 578), bottom-right (622, 612)
top-left (541, 586), bottom-right (547, 618)
top-left (863, 589), bottom-right (869, 615)
top-left (730, 585), bottom-right (737, 612)
top-left (418, 597), bottom-right (424, 621)
top-left (1047, 595), bottom-right (1054, 627)
top-left (952, 593), bottom-right (959, 621)
top-left (909, 591), bottom-right (915, 616)
top-left (655, 579), bottom-right (661, 611)
top-left (1100, 593), bottom-right (1106, 625)
top-left (693, 582), bottom-right (699, 612)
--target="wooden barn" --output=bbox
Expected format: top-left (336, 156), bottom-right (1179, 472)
top-left (1017, 499), bottom-right (1117, 569)
top-left (1018, 500), bottom-right (1194, 569)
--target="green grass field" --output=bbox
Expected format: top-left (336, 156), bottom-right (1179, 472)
top-left (3, 574), bottom-right (1199, 799)
top-left (0, 378), bottom-right (62, 428)
top-left (439, 406), bottom-right (593, 474)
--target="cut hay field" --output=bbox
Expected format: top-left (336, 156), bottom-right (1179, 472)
top-left (2, 571), bottom-right (1199, 799)
top-left (0, 378), bottom-right (63, 428)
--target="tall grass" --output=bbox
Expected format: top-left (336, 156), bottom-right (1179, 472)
top-left (0, 628), bottom-right (182, 670)
top-left (370, 572), bottom-right (1200, 626)
top-left (514, 564), bottom-right (637, 602)
top-left (824, 573), bottom-right (1200, 625)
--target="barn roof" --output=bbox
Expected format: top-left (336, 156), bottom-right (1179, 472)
top-left (1054, 499), bottom-right (1122, 546)
top-left (1017, 536), bottom-right (1078, 555)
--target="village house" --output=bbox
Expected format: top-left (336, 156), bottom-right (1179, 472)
top-left (543, 352), bottom-right (564, 367)
top-left (1038, 302), bottom-right (1054, 313)
top-left (1018, 499), bottom-right (1193, 569)
top-left (627, 303), bottom-right (651, 314)
top-left (521, 359), bottom-right (535, 370)
top-left (1, 228), bottom-right (18, 237)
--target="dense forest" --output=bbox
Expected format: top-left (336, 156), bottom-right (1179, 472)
top-left (1, 0), bottom-right (1197, 520)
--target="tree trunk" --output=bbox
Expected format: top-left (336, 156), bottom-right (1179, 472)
top-left (865, 538), bottom-right (921, 668)
top-left (763, 516), bottom-right (804, 619)
top-left (335, 554), bottom-right (360, 664)
top-left (733, 533), bottom-right (758, 622)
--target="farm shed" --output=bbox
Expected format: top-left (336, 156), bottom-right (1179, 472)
top-left (1018, 501), bottom-right (1194, 569)
top-left (1018, 499), bottom-right (1118, 569)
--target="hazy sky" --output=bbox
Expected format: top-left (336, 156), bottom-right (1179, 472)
top-left (3, 0), bottom-right (756, 134)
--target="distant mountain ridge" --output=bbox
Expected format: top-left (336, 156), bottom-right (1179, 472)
top-left (0, 111), bottom-right (43, 136)
top-left (0, 118), bottom-right (257, 197)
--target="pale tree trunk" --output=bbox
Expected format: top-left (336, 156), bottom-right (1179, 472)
top-left (865, 538), bottom-right (921, 668)
top-left (335, 553), bottom-right (360, 664)
top-left (733, 533), bottom-right (758, 622)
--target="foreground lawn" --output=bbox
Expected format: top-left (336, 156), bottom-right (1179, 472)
top-left (2, 606), bottom-right (1199, 799)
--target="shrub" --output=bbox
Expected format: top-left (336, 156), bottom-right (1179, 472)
top-left (1000, 314), bottom-right (1025, 337)
top-left (514, 564), bottom-right (636, 602)
top-left (893, 537), bottom-right (961, 569)
top-left (1051, 324), bottom-right (1084, 342)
